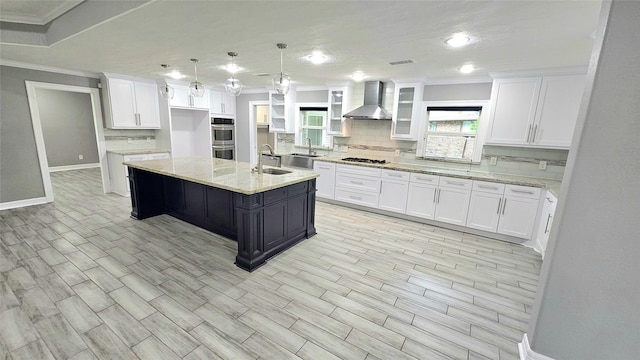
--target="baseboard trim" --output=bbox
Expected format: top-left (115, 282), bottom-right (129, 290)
top-left (49, 163), bottom-right (100, 172)
top-left (519, 334), bottom-right (555, 360)
top-left (0, 197), bottom-right (49, 211)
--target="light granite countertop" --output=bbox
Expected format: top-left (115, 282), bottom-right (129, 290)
top-left (315, 157), bottom-right (562, 197)
top-left (123, 157), bottom-right (319, 195)
top-left (107, 148), bottom-right (172, 155)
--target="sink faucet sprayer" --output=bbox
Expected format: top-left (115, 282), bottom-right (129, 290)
top-left (306, 137), bottom-right (314, 155)
top-left (254, 144), bottom-right (275, 174)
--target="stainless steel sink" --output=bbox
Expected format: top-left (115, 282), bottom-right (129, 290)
top-left (282, 154), bottom-right (316, 169)
top-left (262, 168), bottom-right (292, 175)
top-left (290, 153), bottom-right (321, 158)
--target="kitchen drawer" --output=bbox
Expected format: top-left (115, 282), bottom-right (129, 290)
top-left (147, 152), bottom-right (170, 160)
top-left (472, 180), bottom-right (505, 194)
top-left (336, 164), bottom-right (382, 177)
top-left (439, 177), bottom-right (473, 190)
top-left (381, 169), bottom-right (410, 181)
top-left (505, 184), bottom-right (541, 199)
top-left (410, 173), bottom-right (439, 185)
top-left (334, 188), bottom-right (379, 208)
top-left (123, 154), bottom-right (148, 162)
top-left (314, 162), bottom-right (335, 171)
top-left (336, 173), bottom-right (381, 193)
top-left (263, 187), bottom-right (288, 205)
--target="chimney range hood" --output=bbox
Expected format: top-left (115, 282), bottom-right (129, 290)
top-left (343, 81), bottom-right (393, 120)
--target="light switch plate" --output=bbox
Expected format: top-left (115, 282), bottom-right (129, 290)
top-left (490, 157), bottom-right (497, 165)
top-left (394, 149), bottom-right (401, 156)
top-left (127, 138), bottom-right (132, 144)
top-left (539, 161), bottom-right (547, 170)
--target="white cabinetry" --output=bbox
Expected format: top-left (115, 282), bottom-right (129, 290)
top-left (313, 162), bottom-right (336, 199)
top-left (334, 164), bottom-right (381, 208)
top-left (102, 76), bottom-right (161, 129)
top-left (327, 86), bottom-right (352, 137)
top-left (535, 192), bottom-right (557, 256)
top-left (108, 151), bottom-right (170, 196)
top-left (169, 83), bottom-right (210, 110)
top-left (406, 173), bottom-right (439, 219)
top-left (434, 177), bottom-right (472, 226)
top-left (379, 170), bottom-right (409, 213)
top-left (391, 82), bottom-right (424, 140)
top-left (210, 90), bottom-right (236, 117)
top-left (269, 87), bottom-right (296, 133)
top-left (486, 74), bottom-right (585, 148)
top-left (467, 181), bottom-right (541, 239)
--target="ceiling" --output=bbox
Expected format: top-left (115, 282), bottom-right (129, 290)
top-left (0, 0), bottom-right (603, 90)
top-left (0, 0), bottom-right (82, 25)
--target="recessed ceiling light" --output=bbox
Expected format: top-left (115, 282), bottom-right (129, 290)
top-left (459, 64), bottom-right (475, 73)
top-left (166, 69), bottom-right (186, 79)
top-left (220, 63), bottom-right (244, 74)
top-left (303, 50), bottom-right (329, 65)
top-left (445, 33), bottom-right (472, 48)
top-left (351, 71), bottom-right (366, 81)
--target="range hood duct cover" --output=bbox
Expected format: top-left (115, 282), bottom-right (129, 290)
top-left (343, 81), bottom-right (393, 120)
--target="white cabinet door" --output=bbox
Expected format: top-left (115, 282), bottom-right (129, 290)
top-left (532, 75), bottom-right (586, 148)
top-left (210, 90), bottom-right (223, 114)
top-left (434, 187), bottom-right (471, 226)
top-left (497, 195), bottom-right (540, 239)
top-left (391, 82), bottom-right (423, 140)
top-left (108, 78), bottom-right (137, 128)
top-left (466, 192), bottom-right (503, 232)
top-left (134, 81), bottom-right (161, 128)
top-left (313, 162), bottom-right (336, 199)
top-left (379, 179), bottom-right (409, 213)
top-left (170, 84), bottom-right (191, 108)
top-left (192, 89), bottom-right (210, 109)
top-left (535, 192), bottom-right (557, 254)
top-left (327, 86), bottom-right (352, 137)
top-left (487, 78), bottom-right (542, 145)
top-left (221, 92), bottom-right (236, 116)
top-left (268, 89), bottom-right (296, 133)
top-left (406, 182), bottom-right (437, 219)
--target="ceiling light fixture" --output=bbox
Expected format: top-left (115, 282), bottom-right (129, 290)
top-left (459, 64), bottom-right (475, 73)
top-left (445, 33), bottom-right (471, 48)
top-left (272, 43), bottom-right (291, 95)
top-left (306, 50), bottom-right (328, 65)
top-left (159, 64), bottom-right (175, 100)
top-left (224, 52), bottom-right (243, 96)
top-left (351, 71), bottom-right (366, 82)
top-left (166, 69), bottom-right (185, 80)
top-left (189, 58), bottom-right (205, 98)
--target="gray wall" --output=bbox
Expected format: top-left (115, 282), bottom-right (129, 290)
top-left (423, 83), bottom-right (492, 101)
top-left (235, 92), bottom-right (269, 162)
top-left (36, 88), bottom-right (99, 167)
top-left (296, 90), bottom-right (328, 103)
top-left (0, 65), bottom-right (99, 203)
top-left (528, 1), bottom-right (640, 358)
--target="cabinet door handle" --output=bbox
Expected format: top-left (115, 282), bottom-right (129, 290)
top-left (479, 185), bottom-right (499, 190)
top-left (511, 189), bottom-right (535, 195)
top-left (544, 214), bottom-right (552, 234)
top-left (546, 196), bottom-right (555, 203)
top-left (527, 125), bottom-right (533, 143)
top-left (532, 125), bottom-right (538, 143)
top-left (502, 198), bottom-right (507, 215)
top-left (497, 198), bottom-right (502, 214)
top-left (436, 189), bottom-right (441, 204)
top-left (433, 188), bottom-right (437, 203)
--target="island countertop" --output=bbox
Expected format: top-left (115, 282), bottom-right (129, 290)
top-left (123, 157), bottom-right (319, 195)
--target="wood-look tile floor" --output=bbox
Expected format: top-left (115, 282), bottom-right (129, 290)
top-left (0, 169), bottom-right (542, 360)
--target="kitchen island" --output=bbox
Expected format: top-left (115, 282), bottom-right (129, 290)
top-left (123, 157), bottom-right (318, 271)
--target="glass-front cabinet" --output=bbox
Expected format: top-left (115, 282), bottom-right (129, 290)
top-left (327, 86), bottom-right (352, 137)
top-left (391, 82), bottom-right (424, 140)
top-left (269, 86), bottom-right (296, 133)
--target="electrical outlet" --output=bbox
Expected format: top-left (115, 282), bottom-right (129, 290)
top-left (394, 149), bottom-right (401, 156)
top-left (78, 154), bottom-right (83, 160)
top-left (127, 138), bottom-right (132, 144)
top-left (146, 137), bottom-right (151, 143)
top-left (490, 157), bottom-right (497, 165)
top-left (539, 160), bottom-right (547, 170)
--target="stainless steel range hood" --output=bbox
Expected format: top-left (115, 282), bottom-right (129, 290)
top-left (343, 81), bottom-right (393, 120)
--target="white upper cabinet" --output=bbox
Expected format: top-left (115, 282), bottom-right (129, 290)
top-left (391, 82), bottom-right (424, 140)
top-left (210, 90), bottom-right (236, 117)
top-left (169, 83), bottom-right (210, 110)
top-left (269, 87), bottom-right (296, 133)
top-left (103, 75), bottom-right (160, 129)
top-left (327, 86), bottom-right (352, 137)
top-left (486, 74), bottom-right (585, 148)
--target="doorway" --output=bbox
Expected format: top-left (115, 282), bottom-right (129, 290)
top-left (249, 100), bottom-right (274, 164)
top-left (25, 81), bottom-right (108, 203)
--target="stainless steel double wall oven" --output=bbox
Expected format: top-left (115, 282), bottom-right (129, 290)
top-left (211, 117), bottom-right (235, 160)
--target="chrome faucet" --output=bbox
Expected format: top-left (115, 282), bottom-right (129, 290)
top-left (254, 144), bottom-right (275, 174)
top-left (306, 137), bottom-right (312, 155)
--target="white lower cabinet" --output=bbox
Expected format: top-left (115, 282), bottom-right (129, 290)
top-left (313, 162), bottom-right (336, 199)
top-left (379, 170), bottom-right (409, 213)
top-left (466, 181), bottom-right (541, 239)
top-left (108, 152), bottom-right (170, 196)
top-left (334, 164), bottom-right (381, 207)
top-left (535, 192), bottom-right (557, 255)
top-left (406, 173), bottom-right (439, 219)
top-left (434, 178), bottom-right (473, 226)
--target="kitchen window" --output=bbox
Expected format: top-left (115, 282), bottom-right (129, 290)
top-left (423, 106), bottom-right (482, 161)
top-left (296, 106), bottom-right (331, 148)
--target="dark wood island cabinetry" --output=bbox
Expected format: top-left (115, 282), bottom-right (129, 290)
top-left (125, 158), bottom-right (317, 271)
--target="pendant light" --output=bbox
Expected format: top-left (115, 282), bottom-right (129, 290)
top-left (159, 64), bottom-right (175, 100)
top-left (272, 43), bottom-right (291, 95)
top-left (224, 52), bottom-right (243, 96)
top-left (189, 58), bottom-right (205, 98)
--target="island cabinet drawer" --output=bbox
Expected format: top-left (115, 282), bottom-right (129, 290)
top-left (263, 187), bottom-right (288, 205)
top-left (335, 188), bottom-right (379, 208)
top-left (439, 177), bottom-right (473, 190)
top-left (472, 181), bottom-right (505, 194)
top-left (381, 169), bottom-right (410, 181)
top-left (505, 184), bottom-right (541, 199)
top-left (410, 173), bottom-right (440, 185)
top-left (287, 181), bottom-right (308, 196)
top-left (336, 173), bottom-right (381, 192)
top-left (336, 164), bottom-right (382, 177)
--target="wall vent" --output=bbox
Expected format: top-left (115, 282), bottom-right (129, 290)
top-left (389, 59), bottom-right (415, 65)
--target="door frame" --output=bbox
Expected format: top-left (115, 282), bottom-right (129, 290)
top-left (248, 100), bottom-right (270, 164)
top-left (25, 81), bottom-right (109, 202)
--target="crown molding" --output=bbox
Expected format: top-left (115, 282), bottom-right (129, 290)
top-left (0, 59), bottom-right (100, 78)
top-left (424, 77), bottom-right (493, 85)
top-left (490, 66), bottom-right (588, 79)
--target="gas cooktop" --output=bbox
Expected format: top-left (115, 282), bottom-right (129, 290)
top-left (341, 157), bottom-right (387, 164)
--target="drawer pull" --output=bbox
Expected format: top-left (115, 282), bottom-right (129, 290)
top-left (416, 177), bottom-right (433, 182)
top-left (318, 166), bottom-right (331, 170)
top-left (546, 196), bottom-right (555, 203)
top-left (350, 181), bottom-right (364, 185)
top-left (511, 189), bottom-right (535, 195)
top-left (445, 181), bottom-right (466, 186)
top-left (478, 185), bottom-right (499, 190)
top-left (349, 195), bottom-right (362, 201)
top-left (387, 173), bottom-right (403, 177)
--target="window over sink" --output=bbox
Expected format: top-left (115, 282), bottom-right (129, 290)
top-left (296, 106), bottom-right (332, 149)
top-left (421, 106), bottom-right (484, 162)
